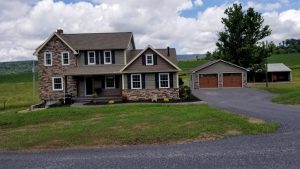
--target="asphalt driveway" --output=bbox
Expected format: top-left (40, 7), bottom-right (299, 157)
top-left (0, 88), bottom-right (299, 169)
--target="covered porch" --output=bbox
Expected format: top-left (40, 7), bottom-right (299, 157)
top-left (63, 65), bottom-right (124, 102)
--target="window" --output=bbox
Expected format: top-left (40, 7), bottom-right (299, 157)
top-left (159, 73), bottom-right (169, 88)
top-left (61, 51), bottom-right (69, 65)
top-left (146, 54), bottom-right (153, 65)
top-left (131, 74), bottom-right (141, 89)
top-left (88, 51), bottom-right (95, 65)
top-left (52, 77), bottom-right (63, 91)
top-left (44, 52), bottom-right (52, 66)
top-left (105, 76), bottom-right (115, 89)
top-left (104, 50), bottom-right (112, 64)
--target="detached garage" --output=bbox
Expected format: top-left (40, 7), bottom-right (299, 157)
top-left (190, 59), bottom-right (248, 89)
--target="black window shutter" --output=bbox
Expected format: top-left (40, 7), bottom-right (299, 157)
top-left (115, 75), bottom-right (119, 88)
top-left (96, 50), bottom-right (100, 64)
top-left (127, 74), bottom-right (131, 89)
top-left (100, 50), bottom-right (104, 64)
top-left (84, 51), bottom-right (88, 65)
top-left (169, 72), bottom-right (173, 88)
top-left (112, 50), bottom-right (115, 64)
top-left (155, 73), bottom-right (159, 88)
top-left (142, 55), bottom-right (146, 65)
top-left (142, 73), bottom-right (146, 89)
top-left (154, 55), bottom-right (158, 65)
top-left (101, 76), bottom-right (105, 88)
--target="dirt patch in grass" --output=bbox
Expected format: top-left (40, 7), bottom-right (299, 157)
top-left (248, 117), bottom-right (266, 124)
top-left (132, 123), bottom-right (152, 130)
top-left (225, 129), bottom-right (242, 136)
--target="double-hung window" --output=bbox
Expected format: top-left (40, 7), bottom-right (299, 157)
top-left (61, 51), bottom-right (69, 65)
top-left (44, 52), bottom-right (52, 66)
top-left (52, 77), bottom-right (63, 91)
top-left (88, 51), bottom-right (95, 65)
top-left (104, 50), bottom-right (112, 64)
top-left (131, 74), bottom-right (141, 89)
top-left (105, 76), bottom-right (115, 89)
top-left (159, 73), bottom-right (170, 88)
top-left (146, 54), bottom-right (153, 65)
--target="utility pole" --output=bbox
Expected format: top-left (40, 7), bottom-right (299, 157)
top-left (265, 41), bottom-right (269, 88)
top-left (32, 60), bottom-right (35, 98)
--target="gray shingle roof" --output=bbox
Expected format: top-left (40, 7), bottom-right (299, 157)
top-left (58, 32), bottom-right (132, 50)
top-left (190, 59), bottom-right (248, 73)
top-left (64, 65), bottom-right (124, 75)
top-left (267, 63), bottom-right (291, 72)
top-left (127, 48), bottom-right (177, 65)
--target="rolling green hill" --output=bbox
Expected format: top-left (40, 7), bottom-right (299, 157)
top-left (268, 53), bottom-right (300, 67)
top-left (0, 60), bottom-right (37, 74)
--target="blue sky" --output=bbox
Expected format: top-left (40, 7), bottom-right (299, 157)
top-left (1, 0), bottom-right (300, 61)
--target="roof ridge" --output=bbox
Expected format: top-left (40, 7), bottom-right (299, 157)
top-left (61, 32), bottom-right (132, 35)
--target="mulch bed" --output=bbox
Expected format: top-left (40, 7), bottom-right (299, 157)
top-left (84, 96), bottom-right (201, 105)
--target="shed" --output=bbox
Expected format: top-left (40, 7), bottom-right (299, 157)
top-left (267, 63), bottom-right (292, 82)
top-left (190, 59), bottom-right (248, 89)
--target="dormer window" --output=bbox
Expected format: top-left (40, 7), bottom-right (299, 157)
top-left (44, 52), bottom-right (52, 66)
top-left (146, 54), bottom-right (153, 65)
top-left (104, 50), bottom-right (112, 64)
top-left (88, 51), bottom-right (95, 65)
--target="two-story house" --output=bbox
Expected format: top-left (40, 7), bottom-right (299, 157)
top-left (34, 29), bottom-right (181, 103)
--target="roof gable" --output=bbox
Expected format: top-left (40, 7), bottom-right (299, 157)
top-left (191, 59), bottom-right (248, 73)
top-left (33, 33), bottom-right (77, 56)
top-left (121, 45), bottom-right (181, 72)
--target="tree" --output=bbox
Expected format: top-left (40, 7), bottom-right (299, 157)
top-left (215, 3), bottom-right (272, 70)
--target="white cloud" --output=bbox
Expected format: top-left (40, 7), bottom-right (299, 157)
top-left (194, 0), bottom-right (203, 7)
top-left (0, 0), bottom-right (300, 62)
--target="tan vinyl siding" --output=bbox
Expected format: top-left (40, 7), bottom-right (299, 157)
top-left (124, 49), bottom-right (177, 72)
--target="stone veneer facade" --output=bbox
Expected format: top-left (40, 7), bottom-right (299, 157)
top-left (122, 88), bottom-right (180, 101)
top-left (38, 35), bottom-right (77, 101)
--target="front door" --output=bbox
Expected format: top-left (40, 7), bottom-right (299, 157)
top-left (85, 77), bottom-right (93, 96)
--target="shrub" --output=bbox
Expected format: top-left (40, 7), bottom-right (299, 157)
top-left (179, 85), bottom-right (191, 100)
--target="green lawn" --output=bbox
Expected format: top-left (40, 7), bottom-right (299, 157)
top-left (0, 104), bottom-right (278, 150)
top-left (268, 53), bottom-right (300, 67)
top-left (0, 72), bottom-right (39, 110)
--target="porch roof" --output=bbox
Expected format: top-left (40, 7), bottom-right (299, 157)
top-left (64, 65), bottom-right (124, 75)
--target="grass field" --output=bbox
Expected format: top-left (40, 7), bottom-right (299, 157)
top-left (0, 72), bottom-right (39, 110)
top-left (268, 53), bottom-right (300, 67)
top-left (0, 104), bottom-right (278, 150)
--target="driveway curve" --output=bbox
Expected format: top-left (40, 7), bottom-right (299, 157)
top-left (0, 88), bottom-right (299, 169)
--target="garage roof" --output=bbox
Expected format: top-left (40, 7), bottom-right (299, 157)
top-left (268, 63), bottom-right (291, 72)
top-left (190, 59), bottom-right (248, 73)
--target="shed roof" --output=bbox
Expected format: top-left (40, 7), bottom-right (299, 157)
top-left (63, 65), bottom-right (124, 75)
top-left (267, 63), bottom-right (291, 72)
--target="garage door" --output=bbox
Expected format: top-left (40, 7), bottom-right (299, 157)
top-left (223, 73), bottom-right (242, 87)
top-left (199, 74), bottom-right (218, 88)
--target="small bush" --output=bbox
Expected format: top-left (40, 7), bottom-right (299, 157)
top-left (179, 85), bottom-right (191, 100)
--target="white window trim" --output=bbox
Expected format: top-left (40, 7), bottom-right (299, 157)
top-left (88, 51), bottom-right (96, 65)
top-left (104, 50), bottom-right (112, 64)
top-left (61, 51), bottom-right (70, 65)
top-left (146, 54), bottom-right (154, 65)
top-left (159, 73), bottom-right (170, 88)
top-left (131, 74), bottom-right (142, 89)
top-left (105, 75), bottom-right (115, 89)
top-left (44, 52), bottom-right (52, 66)
top-left (52, 77), bottom-right (63, 91)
